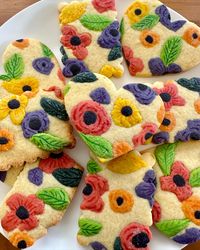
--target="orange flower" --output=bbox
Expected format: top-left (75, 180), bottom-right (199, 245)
top-left (113, 141), bottom-right (132, 157)
top-left (194, 99), bottom-right (200, 114)
top-left (140, 31), bottom-right (160, 48)
top-left (182, 196), bottom-right (200, 226)
top-left (183, 27), bottom-right (200, 48)
top-left (12, 39), bottom-right (30, 49)
top-left (109, 189), bottom-right (134, 213)
top-left (159, 111), bottom-right (176, 132)
top-left (0, 129), bottom-right (14, 152)
top-left (9, 232), bottom-right (34, 249)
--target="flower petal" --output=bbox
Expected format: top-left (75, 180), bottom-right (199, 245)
top-left (10, 108), bottom-right (26, 125)
top-left (1, 211), bottom-right (20, 232)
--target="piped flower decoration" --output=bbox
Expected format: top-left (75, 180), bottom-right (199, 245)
top-left (71, 100), bottom-right (111, 135)
top-left (0, 129), bottom-right (14, 152)
top-left (183, 27), bottom-right (200, 48)
top-left (182, 196), bottom-right (200, 226)
top-left (61, 25), bottom-right (92, 60)
top-left (21, 110), bottom-right (49, 138)
top-left (12, 39), bottom-right (30, 50)
top-left (175, 119), bottom-right (200, 141)
top-left (140, 31), bottom-right (160, 48)
top-left (160, 161), bottom-right (192, 202)
top-left (1, 193), bottom-right (44, 232)
top-left (9, 232), bottom-right (34, 249)
top-left (173, 228), bottom-right (200, 244)
top-left (32, 57), bottom-right (54, 75)
top-left (153, 81), bottom-right (186, 111)
top-left (92, 0), bottom-right (116, 13)
top-left (126, 2), bottom-right (149, 24)
top-left (81, 174), bottom-right (109, 212)
top-left (0, 95), bottom-right (28, 125)
top-left (158, 111), bottom-right (176, 132)
top-left (62, 59), bottom-right (89, 77)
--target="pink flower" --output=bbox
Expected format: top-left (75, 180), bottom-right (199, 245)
top-left (92, 0), bottom-right (116, 13)
top-left (160, 161), bottom-right (193, 201)
top-left (61, 25), bottom-right (92, 60)
top-left (153, 81), bottom-right (186, 111)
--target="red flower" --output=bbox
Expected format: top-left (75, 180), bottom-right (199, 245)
top-left (61, 25), bottom-right (92, 60)
top-left (92, 0), bottom-right (116, 13)
top-left (152, 201), bottom-right (161, 223)
top-left (123, 46), bottom-right (144, 76)
top-left (153, 81), bottom-right (186, 111)
top-left (1, 193), bottom-right (44, 232)
top-left (132, 123), bottom-right (158, 148)
top-left (119, 222), bottom-right (152, 250)
top-left (160, 161), bottom-right (193, 202)
top-left (81, 174), bottom-right (109, 212)
top-left (39, 152), bottom-right (75, 174)
top-left (71, 100), bottom-right (111, 136)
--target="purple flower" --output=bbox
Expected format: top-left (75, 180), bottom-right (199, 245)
top-left (123, 84), bottom-right (156, 105)
top-left (90, 88), bottom-right (111, 104)
top-left (135, 170), bottom-right (156, 207)
top-left (28, 168), bottom-right (43, 186)
top-left (98, 21), bottom-right (121, 49)
top-left (173, 228), bottom-right (200, 244)
top-left (32, 57), bottom-right (54, 75)
top-left (155, 5), bottom-right (186, 32)
top-left (62, 59), bottom-right (89, 77)
top-left (90, 242), bottom-right (107, 250)
top-left (22, 110), bottom-right (49, 138)
top-left (149, 58), bottom-right (182, 76)
top-left (0, 171), bottom-right (7, 183)
top-left (175, 119), bottom-right (200, 142)
top-left (152, 132), bottom-right (169, 144)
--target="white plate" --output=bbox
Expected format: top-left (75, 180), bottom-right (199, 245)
top-left (0, 0), bottom-right (197, 249)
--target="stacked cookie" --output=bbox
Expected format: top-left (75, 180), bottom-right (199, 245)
top-left (1, 0), bottom-right (200, 249)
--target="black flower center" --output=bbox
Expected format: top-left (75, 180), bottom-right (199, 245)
top-left (162, 118), bottom-right (171, 126)
top-left (29, 118), bottom-right (42, 130)
top-left (195, 211), bottom-right (200, 219)
top-left (190, 132), bottom-right (200, 140)
top-left (134, 8), bottom-right (142, 15)
top-left (83, 184), bottom-right (93, 196)
top-left (42, 62), bottom-right (47, 67)
top-left (17, 240), bottom-right (27, 249)
top-left (110, 29), bottom-right (119, 37)
top-left (70, 36), bottom-right (81, 46)
top-left (83, 111), bottom-right (97, 125)
top-left (116, 197), bottom-right (124, 206)
top-left (23, 85), bottom-right (32, 92)
top-left (173, 175), bottom-right (186, 187)
top-left (145, 133), bottom-right (153, 140)
top-left (138, 84), bottom-right (148, 91)
top-left (193, 33), bottom-right (198, 39)
top-left (0, 137), bottom-right (9, 145)
top-left (160, 93), bottom-right (171, 102)
top-left (132, 232), bottom-right (150, 248)
top-left (145, 35), bottom-right (154, 44)
top-left (50, 152), bottom-right (64, 159)
top-left (16, 39), bottom-right (24, 42)
top-left (8, 99), bottom-right (20, 109)
top-left (121, 106), bottom-right (133, 117)
top-left (70, 64), bottom-right (81, 75)
top-left (16, 206), bottom-right (30, 220)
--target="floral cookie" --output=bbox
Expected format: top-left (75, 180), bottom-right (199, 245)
top-left (64, 72), bottom-right (164, 162)
top-left (0, 152), bottom-right (84, 249)
top-left (58, 0), bottom-right (124, 78)
top-left (0, 39), bottom-right (75, 170)
top-left (121, 0), bottom-right (200, 76)
top-left (151, 79), bottom-right (200, 144)
top-left (77, 151), bottom-right (156, 250)
top-left (148, 142), bottom-right (200, 244)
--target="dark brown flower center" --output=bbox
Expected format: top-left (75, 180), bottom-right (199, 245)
top-left (16, 206), bottom-right (30, 220)
top-left (70, 64), bottom-right (81, 75)
top-left (134, 8), bottom-right (142, 16)
top-left (83, 111), bottom-right (97, 125)
top-left (29, 118), bottom-right (42, 130)
top-left (23, 85), bottom-right (32, 92)
top-left (110, 29), bottom-right (119, 37)
top-left (145, 35), bottom-right (154, 44)
top-left (160, 93), bottom-right (171, 103)
top-left (145, 133), bottom-right (153, 140)
top-left (0, 137), bottom-right (9, 145)
top-left (193, 33), bottom-right (198, 39)
top-left (83, 184), bottom-right (93, 196)
top-left (70, 36), bottom-right (81, 46)
top-left (194, 211), bottom-right (200, 219)
top-left (116, 197), bottom-right (124, 206)
top-left (50, 152), bottom-right (64, 159)
top-left (162, 118), bottom-right (171, 126)
top-left (121, 106), bottom-right (133, 117)
top-left (8, 99), bottom-right (20, 109)
top-left (16, 39), bottom-right (24, 42)
top-left (132, 232), bottom-right (150, 248)
top-left (17, 240), bottom-right (27, 249)
top-left (173, 175), bottom-right (186, 187)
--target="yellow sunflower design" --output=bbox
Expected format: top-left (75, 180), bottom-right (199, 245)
top-left (0, 95), bottom-right (28, 125)
top-left (2, 77), bottom-right (39, 98)
top-left (126, 1), bottom-right (149, 24)
top-left (112, 98), bottom-right (142, 128)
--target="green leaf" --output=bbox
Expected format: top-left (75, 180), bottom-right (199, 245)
top-left (40, 97), bottom-right (69, 121)
top-left (87, 160), bottom-right (103, 174)
top-left (114, 237), bottom-right (123, 250)
top-left (72, 72), bottom-right (98, 83)
top-left (189, 167), bottom-right (200, 187)
top-left (4, 53), bottom-right (24, 79)
top-left (120, 18), bottom-right (125, 37)
top-left (0, 74), bottom-right (12, 81)
top-left (78, 218), bottom-right (102, 236)
top-left (161, 36), bottom-right (182, 66)
top-left (52, 168), bottom-right (83, 187)
top-left (177, 78), bottom-right (200, 92)
top-left (41, 43), bottom-right (54, 58)
top-left (30, 133), bottom-right (69, 151)
top-left (37, 187), bottom-right (70, 210)
top-left (156, 219), bottom-right (190, 237)
top-left (64, 85), bottom-right (71, 96)
top-left (155, 143), bottom-right (177, 176)
top-left (132, 14), bottom-right (160, 31)
top-left (108, 46), bottom-right (122, 61)
top-left (80, 14), bottom-right (112, 31)
top-left (79, 133), bottom-right (113, 159)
